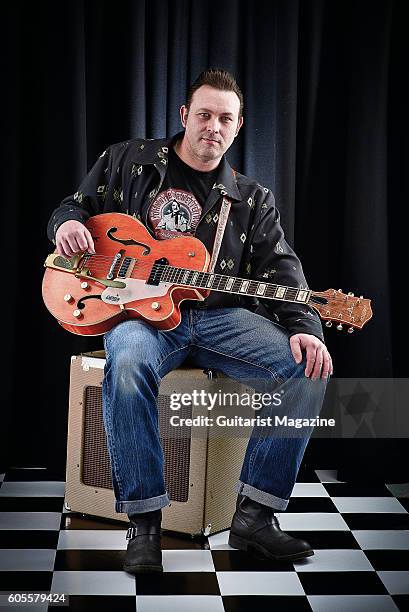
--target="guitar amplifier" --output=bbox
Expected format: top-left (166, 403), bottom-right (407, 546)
top-left (65, 351), bottom-right (249, 536)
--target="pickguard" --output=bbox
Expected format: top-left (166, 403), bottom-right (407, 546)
top-left (101, 279), bottom-right (173, 305)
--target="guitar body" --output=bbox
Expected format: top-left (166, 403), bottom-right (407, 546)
top-left (42, 213), bottom-right (210, 335)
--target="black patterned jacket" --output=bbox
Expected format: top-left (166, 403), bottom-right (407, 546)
top-left (47, 132), bottom-right (324, 341)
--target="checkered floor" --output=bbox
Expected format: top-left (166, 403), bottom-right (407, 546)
top-left (0, 467), bottom-right (408, 611)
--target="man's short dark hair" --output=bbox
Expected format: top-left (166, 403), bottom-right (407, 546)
top-left (186, 69), bottom-right (244, 117)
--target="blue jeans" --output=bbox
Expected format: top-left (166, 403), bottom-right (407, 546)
top-left (102, 307), bottom-right (327, 514)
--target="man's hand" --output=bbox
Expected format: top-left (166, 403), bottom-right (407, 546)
top-left (55, 220), bottom-right (95, 258)
top-left (290, 333), bottom-right (333, 380)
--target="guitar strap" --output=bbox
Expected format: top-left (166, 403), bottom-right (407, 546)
top-left (208, 196), bottom-right (231, 274)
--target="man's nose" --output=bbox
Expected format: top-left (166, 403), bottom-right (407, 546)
top-left (206, 118), bottom-right (219, 133)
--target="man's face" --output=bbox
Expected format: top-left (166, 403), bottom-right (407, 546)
top-left (180, 85), bottom-right (243, 165)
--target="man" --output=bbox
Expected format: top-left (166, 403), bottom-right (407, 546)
top-left (48, 69), bottom-right (332, 573)
top-left (156, 200), bottom-right (190, 234)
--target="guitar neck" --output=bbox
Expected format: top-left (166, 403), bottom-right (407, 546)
top-left (152, 263), bottom-right (312, 305)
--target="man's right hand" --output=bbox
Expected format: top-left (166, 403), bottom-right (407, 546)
top-left (55, 220), bottom-right (95, 258)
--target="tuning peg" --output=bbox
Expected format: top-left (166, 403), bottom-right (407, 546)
top-left (347, 327), bottom-right (354, 333)
top-left (338, 289), bottom-right (342, 292)
top-left (325, 321), bottom-right (332, 327)
top-left (348, 292), bottom-right (354, 296)
top-left (336, 324), bottom-right (343, 331)
top-left (359, 295), bottom-right (363, 299)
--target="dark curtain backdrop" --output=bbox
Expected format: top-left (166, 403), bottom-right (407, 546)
top-left (2, 0), bottom-right (407, 477)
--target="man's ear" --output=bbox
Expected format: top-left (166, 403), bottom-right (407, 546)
top-left (180, 105), bottom-right (189, 128)
top-left (235, 115), bottom-right (244, 137)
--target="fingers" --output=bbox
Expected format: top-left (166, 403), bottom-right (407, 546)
top-left (308, 347), bottom-right (333, 381)
top-left (289, 336), bottom-right (303, 364)
top-left (55, 221), bottom-right (95, 258)
top-left (304, 344), bottom-right (318, 378)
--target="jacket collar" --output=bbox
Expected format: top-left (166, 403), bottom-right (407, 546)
top-left (132, 131), bottom-right (242, 201)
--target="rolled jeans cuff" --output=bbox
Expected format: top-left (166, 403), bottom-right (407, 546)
top-left (235, 480), bottom-right (289, 511)
top-left (115, 492), bottom-right (170, 514)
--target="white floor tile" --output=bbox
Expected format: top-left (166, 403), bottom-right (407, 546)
top-left (315, 469), bottom-right (344, 483)
top-left (0, 549), bottom-right (56, 571)
top-left (162, 550), bottom-right (215, 572)
top-left (51, 571), bottom-right (136, 595)
top-left (136, 595), bottom-right (225, 612)
top-left (0, 512), bottom-right (61, 530)
top-left (386, 483), bottom-right (409, 497)
top-left (217, 571), bottom-right (304, 595)
top-left (308, 595), bottom-right (399, 611)
top-left (208, 529), bottom-right (230, 550)
top-left (278, 512), bottom-right (349, 531)
top-left (0, 481), bottom-right (65, 497)
top-left (292, 483), bottom-right (330, 497)
top-left (293, 549), bottom-right (373, 572)
top-left (58, 529), bottom-right (127, 550)
top-left (352, 530), bottom-right (409, 550)
top-left (378, 571), bottom-right (409, 594)
top-left (331, 497), bottom-right (407, 513)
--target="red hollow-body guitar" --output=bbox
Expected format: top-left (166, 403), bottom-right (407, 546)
top-left (42, 213), bottom-right (373, 336)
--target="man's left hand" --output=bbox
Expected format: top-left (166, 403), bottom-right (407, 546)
top-left (290, 333), bottom-right (333, 380)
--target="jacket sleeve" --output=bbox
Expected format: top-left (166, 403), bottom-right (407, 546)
top-left (46, 148), bottom-right (112, 244)
top-left (249, 188), bottom-right (324, 342)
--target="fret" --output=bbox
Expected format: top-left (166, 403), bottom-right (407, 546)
top-left (296, 289), bottom-right (309, 302)
top-left (247, 281), bottom-right (258, 295)
top-left (197, 272), bottom-right (206, 287)
top-left (155, 267), bottom-right (309, 308)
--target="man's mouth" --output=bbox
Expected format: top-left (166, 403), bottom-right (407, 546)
top-left (202, 137), bottom-right (220, 144)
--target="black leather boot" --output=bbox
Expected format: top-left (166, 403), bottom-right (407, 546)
top-left (123, 509), bottom-right (163, 574)
top-left (229, 495), bottom-right (314, 561)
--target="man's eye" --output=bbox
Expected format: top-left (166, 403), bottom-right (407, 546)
top-left (222, 117), bottom-right (232, 122)
top-left (200, 113), bottom-right (209, 118)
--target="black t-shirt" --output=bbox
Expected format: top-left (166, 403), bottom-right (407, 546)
top-left (147, 145), bottom-right (219, 240)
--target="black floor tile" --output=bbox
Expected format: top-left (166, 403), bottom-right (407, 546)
top-left (342, 513), bottom-right (409, 530)
top-left (162, 531), bottom-right (210, 549)
top-left (133, 572), bottom-right (220, 595)
top-left (392, 594), bottom-right (409, 610)
top-left (0, 531), bottom-right (59, 549)
top-left (0, 571), bottom-right (52, 591)
top-left (364, 550), bottom-right (409, 571)
top-left (285, 530), bottom-right (360, 549)
top-left (61, 514), bottom-right (127, 530)
top-left (298, 570), bottom-right (388, 595)
top-left (323, 482), bottom-right (394, 497)
top-left (3, 469), bottom-right (63, 482)
top-left (0, 497), bottom-right (65, 512)
top-left (222, 595), bottom-right (312, 611)
top-left (211, 549), bottom-right (294, 571)
top-left (54, 550), bottom-right (125, 571)
top-left (286, 497), bottom-right (338, 513)
top-left (49, 595), bottom-right (136, 611)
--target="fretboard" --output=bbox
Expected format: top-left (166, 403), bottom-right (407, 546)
top-left (149, 263), bottom-right (311, 304)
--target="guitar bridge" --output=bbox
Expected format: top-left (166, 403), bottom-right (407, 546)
top-left (44, 252), bottom-right (87, 273)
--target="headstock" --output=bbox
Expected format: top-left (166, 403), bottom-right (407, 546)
top-left (309, 289), bottom-right (372, 333)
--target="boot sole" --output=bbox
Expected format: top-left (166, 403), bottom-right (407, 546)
top-left (123, 563), bottom-right (163, 574)
top-left (228, 533), bottom-right (314, 561)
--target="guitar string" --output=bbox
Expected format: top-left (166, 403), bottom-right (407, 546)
top-left (81, 260), bottom-right (305, 298)
top-left (63, 255), bottom-right (346, 305)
